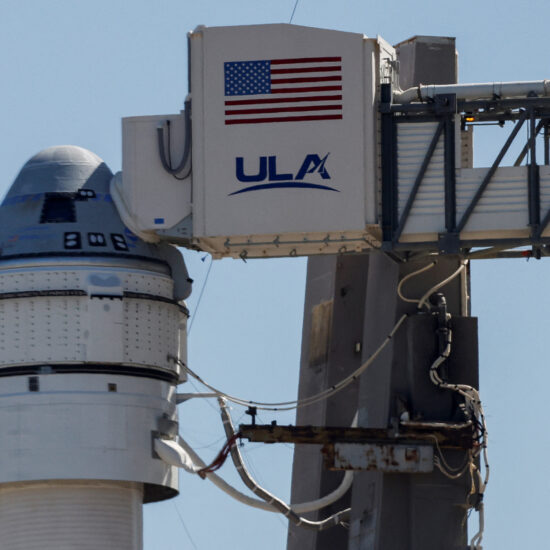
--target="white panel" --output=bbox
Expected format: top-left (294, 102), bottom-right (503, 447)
top-left (178, 313), bottom-right (188, 382)
top-left (365, 38), bottom-right (392, 233)
top-left (121, 114), bottom-right (192, 230)
top-left (86, 297), bottom-right (125, 363)
top-left (0, 374), bottom-right (178, 492)
top-left (457, 166), bottom-right (529, 236)
top-left (0, 266), bottom-right (173, 298)
top-left (26, 297), bottom-right (83, 363)
top-left (0, 296), bottom-right (183, 369)
top-left (397, 122), bottom-right (445, 236)
top-left (0, 481), bottom-right (142, 550)
top-left (0, 268), bottom-right (81, 293)
top-left (537, 165), bottom-right (550, 238)
top-left (123, 299), bottom-right (184, 368)
top-left (397, 123), bottom-right (541, 241)
top-left (0, 264), bottom-right (183, 373)
top-left (190, 24), bottom-right (375, 253)
top-left (122, 270), bottom-right (173, 297)
top-left (0, 296), bottom-right (84, 365)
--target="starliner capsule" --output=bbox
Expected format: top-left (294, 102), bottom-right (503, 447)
top-left (0, 146), bottom-right (191, 550)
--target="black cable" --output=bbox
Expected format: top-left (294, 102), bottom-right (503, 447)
top-left (289, 0), bottom-right (300, 23)
top-left (157, 98), bottom-right (192, 177)
top-left (173, 502), bottom-right (199, 550)
top-left (188, 256), bottom-right (213, 335)
top-left (166, 116), bottom-right (192, 181)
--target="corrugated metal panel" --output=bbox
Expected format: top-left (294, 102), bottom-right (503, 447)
top-left (397, 122), bottom-right (445, 236)
top-left (0, 481), bottom-right (142, 550)
top-left (457, 166), bottom-right (528, 236)
top-left (397, 123), bottom-right (550, 241)
top-left (538, 165), bottom-right (550, 238)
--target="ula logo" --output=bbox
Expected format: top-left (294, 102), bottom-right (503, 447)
top-left (229, 154), bottom-right (339, 196)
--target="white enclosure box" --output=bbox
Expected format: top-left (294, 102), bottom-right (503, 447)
top-left (189, 24), bottom-right (383, 257)
top-left (119, 114), bottom-right (192, 236)
top-left (115, 24), bottom-right (393, 257)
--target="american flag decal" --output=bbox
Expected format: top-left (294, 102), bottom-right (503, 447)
top-left (224, 56), bottom-right (343, 125)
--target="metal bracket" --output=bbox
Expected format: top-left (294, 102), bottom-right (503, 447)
top-left (322, 442), bottom-right (434, 473)
top-left (239, 423), bottom-right (475, 474)
top-left (434, 93), bottom-right (457, 115)
top-left (239, 423), bottom-right (475, 449)
top-left (157, 414), bottom-right (179, 438)
top-left (438, 232), bottom-right (460, 254)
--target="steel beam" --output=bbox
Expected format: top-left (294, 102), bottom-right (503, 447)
top-left (241, 423), bottom-right (475, 449)
top-left (528, 110), bottom-right (541, 235)
top-left (381, 84), bottom-right (398, 244)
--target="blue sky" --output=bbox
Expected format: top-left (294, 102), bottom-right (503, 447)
top-left (2, 1), bottom-right (550, 548)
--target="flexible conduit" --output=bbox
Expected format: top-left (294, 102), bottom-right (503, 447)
top-left (154, 429), bottom-right (354, 515)
top-left (217, 397), bottom-right (350, 530)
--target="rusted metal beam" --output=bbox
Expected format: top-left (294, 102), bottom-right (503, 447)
top-left (239, 422), bottom-right (475, 450)
top-left (322, 442), bottom-right (434, 473)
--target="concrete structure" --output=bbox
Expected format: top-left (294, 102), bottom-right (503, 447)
top-left (288, 37), bottom-right (479, 550)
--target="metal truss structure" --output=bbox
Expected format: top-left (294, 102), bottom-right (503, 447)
top-left (381, 83), bottom-right (550, 258)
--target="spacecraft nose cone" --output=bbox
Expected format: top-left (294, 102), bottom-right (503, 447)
top-left (26, 145), bottom-right (103, 166)
top-left (5, 145), bottom-right (112, 199)
top-left (0, 144), bottom-right (192, 303)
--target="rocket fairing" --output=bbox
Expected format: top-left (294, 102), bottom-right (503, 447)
top-left (0, 146), bottom-right (191, 550)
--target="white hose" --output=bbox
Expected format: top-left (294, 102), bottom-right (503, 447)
top-left (154, 430), bottom-right (355, 515)
top-left (217, 398), bottom-right (350, 531)
top-left (428, 322), bottom-right (489, 549)
top-left (154, 438), bottom-right (199, 473)
top-left (175, 260), bottom-right (469, 414)
top-left (397, 260), bottom-right (467, 311)
top-left (469, 499), bottom-right (485, 550)
top-left (417, 262), bottom-right (467, 311)
top-left (154, 437), bottom-right (275, 511)
top-left (292, 470), bottom-right (353, 514)
top-left (171, 313), bottom-right (407, 412)
top-left (292, 411), bottom-right (357, 513)
top-left (397, 261), bottom-right (437, 303)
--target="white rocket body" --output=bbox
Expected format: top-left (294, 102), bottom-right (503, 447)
top-left (0, 146), bottom-right (191, 549)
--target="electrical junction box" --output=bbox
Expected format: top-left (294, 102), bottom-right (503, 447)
top-left (114, 24), bottom-right (394, 258)
top-left (115, 113), bottom-right (192, 241)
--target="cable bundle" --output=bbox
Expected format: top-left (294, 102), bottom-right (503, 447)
top-left (196, 431), bottom-right (242, 479)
